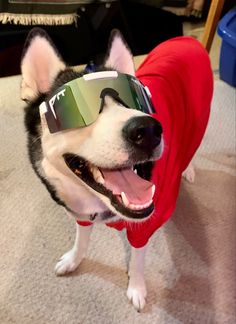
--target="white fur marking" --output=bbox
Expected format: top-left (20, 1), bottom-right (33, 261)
top-left (127, 245), bottom-right (148, 311)
top-left (55, 223), bottom-right (93, 276)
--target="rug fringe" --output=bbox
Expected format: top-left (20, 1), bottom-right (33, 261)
top-left (0, 12), bottom-right (78, 25)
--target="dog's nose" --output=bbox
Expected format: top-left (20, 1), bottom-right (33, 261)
top-left (123, 116), bottom-right (163, 152)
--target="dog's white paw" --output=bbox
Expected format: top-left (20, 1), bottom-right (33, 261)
top-left (55, 249), bottom-right (83, 276)
top-left (182, 164), bottom-right (195, 183)
top-left (127, 276), bottom-right (147, 311)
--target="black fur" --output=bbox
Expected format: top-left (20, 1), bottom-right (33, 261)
top-left (24, 95), bottom-right (68, 208)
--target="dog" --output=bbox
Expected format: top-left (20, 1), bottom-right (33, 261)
top-left (21, 27), bottom-right (212, 311)
top-left (21, 27), bottom-right (164, 311)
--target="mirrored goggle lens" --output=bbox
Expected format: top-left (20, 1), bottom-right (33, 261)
top-left (42, 85), bottom-right (100, 133)
top-left (41, 72), bottom-right (155, 133)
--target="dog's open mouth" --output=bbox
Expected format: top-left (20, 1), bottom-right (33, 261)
top-left (63, 153), bottom-right (155, 220)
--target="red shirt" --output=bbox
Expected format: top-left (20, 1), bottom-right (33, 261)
top-left (77, 36), bottom-right (213, 248)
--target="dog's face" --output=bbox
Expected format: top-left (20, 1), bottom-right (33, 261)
top-left (21, 28), bottom-right (163, 222)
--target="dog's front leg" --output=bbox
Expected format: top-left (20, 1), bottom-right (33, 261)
top-left (127, 244), bottom-right (148, 311)
top-left (55, 223), bottom-right (93, 276)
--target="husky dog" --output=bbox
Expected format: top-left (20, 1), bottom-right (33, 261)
top-left (21, 28), bottom-right (164, 311)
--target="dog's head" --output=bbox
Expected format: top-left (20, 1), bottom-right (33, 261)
top-left (21, 28), bottom-right (163, 222)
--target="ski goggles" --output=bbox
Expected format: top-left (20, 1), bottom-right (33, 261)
top-left (39, 71), bottom-right (155, 133)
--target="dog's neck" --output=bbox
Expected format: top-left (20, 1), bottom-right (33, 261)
top-left (68, 208), bottom-right (117, 223)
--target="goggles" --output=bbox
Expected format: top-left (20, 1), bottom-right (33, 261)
top-left (39, 71), bottom-right (155, 133)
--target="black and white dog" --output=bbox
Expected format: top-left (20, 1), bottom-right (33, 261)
top-left (21, 28), bottom-right (167, 311)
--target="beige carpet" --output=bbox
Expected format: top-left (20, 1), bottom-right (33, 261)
top-left (0, 76), bottom-right (235, 324)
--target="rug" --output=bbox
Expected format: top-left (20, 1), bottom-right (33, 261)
top-left (0, 76), bottom-right (235, 323)
top-left (0, 0), bottom-right (99, 25)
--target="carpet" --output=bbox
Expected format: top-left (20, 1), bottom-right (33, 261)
top-left (0, 76), bottom-right (235, 323)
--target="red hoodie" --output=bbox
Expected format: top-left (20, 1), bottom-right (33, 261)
top-left (77, 36), bottom-right (213, 248)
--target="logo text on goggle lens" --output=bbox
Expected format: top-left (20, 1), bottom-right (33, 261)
top-left (49, 88), bottom-right (66, 119)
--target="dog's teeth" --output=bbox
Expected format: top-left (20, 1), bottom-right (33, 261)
top-left (146, 200), bottom-right (153, 208)
top-left (121, 192), bottom-right (153, 210)
top-left (130, 203), bottom-right (142, 210)
top-left (121, 192), bottom-right (129, 207)
top-left (129, 200), bottom-right (152, 210)
top-left (129, 203), bottom-right (140, 210)
top-left (151, 185), bottom-right (156, 198)
top-left (90, 165), bottom-right (105, 184)
top-left (96, 173), bottom-right (105, 185)
top-left (74, 168), bottom-right (81, 175)
top-left (132, 166), bottom-right (137, 174)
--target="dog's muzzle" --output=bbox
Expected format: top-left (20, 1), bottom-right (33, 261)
top-left (63, 115), bottom-right (163, 222)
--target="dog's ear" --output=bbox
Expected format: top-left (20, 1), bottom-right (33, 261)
top-left (104, 29), bottom-right (135, 76)
top-left (21, 28), bottom-right (66, 101)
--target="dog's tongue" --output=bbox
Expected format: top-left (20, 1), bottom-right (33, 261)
top-left (101, 168), bottom-right (154, 204)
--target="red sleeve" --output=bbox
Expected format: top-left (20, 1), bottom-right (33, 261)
top-left (76, 220), bottom-right (93, 226)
